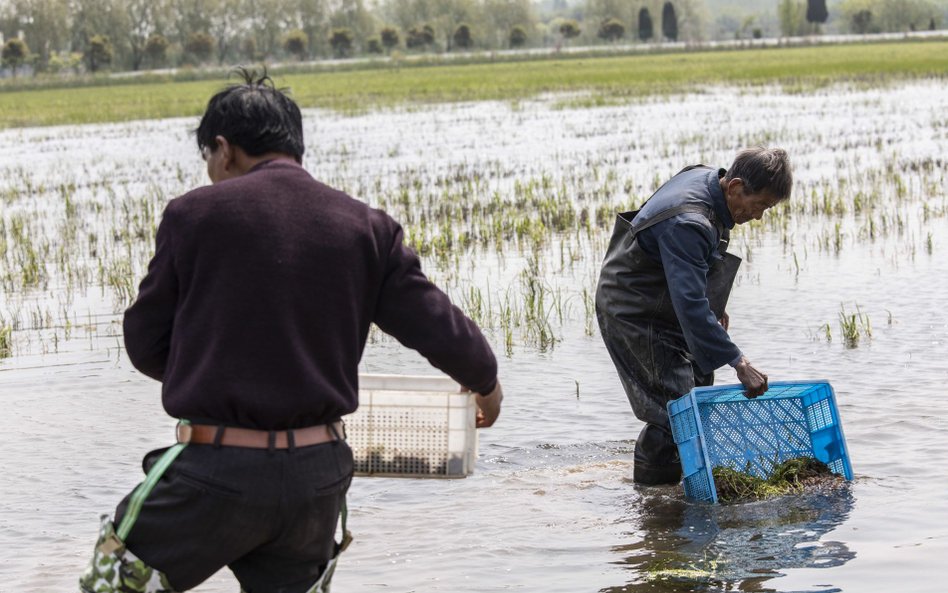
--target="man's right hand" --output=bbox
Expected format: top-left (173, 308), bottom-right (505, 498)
top-left (475, 380), bottom-right (503, 428)
top-left (733, 356), bottom-right (768, 398)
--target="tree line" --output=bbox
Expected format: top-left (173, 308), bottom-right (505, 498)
top-left (0, 0), bottom-right (943, 77)
top-left (0, 0), bottom-right (706, 76)
top-left (777, 0), bottom-right (941, 37)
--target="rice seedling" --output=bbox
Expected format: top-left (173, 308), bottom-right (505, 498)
top-left (0, 322), bottom-right (12, 358)
top-left (582, 287), bottom-right (596, 337)
top-left (838, 304), bottom-right (871, 348)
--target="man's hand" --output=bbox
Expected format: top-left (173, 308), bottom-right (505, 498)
top-left (473, 380), bottom-right (503, 428)
top-left (733, 356), bottom-right (768, 398)
top-left (718, 311), bottom-right (730, 331)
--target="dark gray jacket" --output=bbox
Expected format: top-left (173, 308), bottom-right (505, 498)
top-left (596, 165), bottom-right (741, 373)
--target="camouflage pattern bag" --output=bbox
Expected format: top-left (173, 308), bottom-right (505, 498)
top-left (79, 515), bottom-right (176, 593)
top-left (79, 440), bottom-right (188, 593)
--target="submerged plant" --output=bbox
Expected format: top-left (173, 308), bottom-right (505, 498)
top-left (712, 457), bottom-right (842, 504)
top-left (839, 310), bottom-right (860, 348)
top-left (838, 303), bottom-right (871, 348)
top-left (0, 324), bottom-right (12, 358)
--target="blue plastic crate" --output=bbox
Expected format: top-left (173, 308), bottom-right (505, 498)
top-left (667, 381), bottom-right (853, 503)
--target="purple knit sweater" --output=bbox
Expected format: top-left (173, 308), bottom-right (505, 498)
top-left (124, 159), bottom-right (497, 429)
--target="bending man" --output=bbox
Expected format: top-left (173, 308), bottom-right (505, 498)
top-left (596, 147), bottom-right (792, 485)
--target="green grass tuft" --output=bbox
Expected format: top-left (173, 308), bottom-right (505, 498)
top-left (0, 325), bottom-right (12, 359)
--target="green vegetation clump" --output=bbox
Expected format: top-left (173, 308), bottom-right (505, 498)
top-left (0, 325), bottom-right (12, 358)
top-left (713, 457), bottom-right (842, 503)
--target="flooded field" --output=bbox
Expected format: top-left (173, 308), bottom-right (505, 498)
top-left (1, 80), bottom-right (947, 592)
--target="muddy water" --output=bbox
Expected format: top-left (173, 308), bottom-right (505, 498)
top-left (2, 81), bottom-right (948, 592)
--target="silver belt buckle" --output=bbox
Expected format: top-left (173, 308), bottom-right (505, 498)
top-left (175, 422), bottom-right (193, 444)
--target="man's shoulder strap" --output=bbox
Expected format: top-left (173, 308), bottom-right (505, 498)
top-left (618, 202), bottom-right (728, 253)
top-left (628, 203), bottom-right (718, 238)
top-left (676, 164), bottom-right (712, 175)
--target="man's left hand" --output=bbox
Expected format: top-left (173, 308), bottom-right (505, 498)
top-left (733, 356), bottom-right (768, 398)
top-left (474, 381), bottom-right (503, 428)
top-left (718, 311), bottom-right (730, 331)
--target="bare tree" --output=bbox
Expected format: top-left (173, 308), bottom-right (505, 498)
top-left (126, 0), bottom-right (155, 70)
top-left (11, 0), bottom-right (69, 68)
top-left (483, 0), bottom-right (532, 49)
top-left (207, 0), bottom-right (243, 65)
top-left (242, 0), bottom-right (286, 59)
top-left (297, 0), bottom-right (329, 58)
top-left (329, 0), bottom-right (376, 53)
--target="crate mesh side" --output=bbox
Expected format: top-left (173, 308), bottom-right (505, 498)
top-left (805, 397), bottom-right (834, 431)
top-left (829, 458), bottom-right (845, 475)
top-left (699, 398), bottom-right (811, 478)
top-left (683, 471), bottom-right (714, 502)
top-left (670, 405), bottom-right (698, 443)
top-left (348, 406), bottom-right (453, 476)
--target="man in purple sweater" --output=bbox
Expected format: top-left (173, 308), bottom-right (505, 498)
top-left (79, 71), bottom-right (502, 593)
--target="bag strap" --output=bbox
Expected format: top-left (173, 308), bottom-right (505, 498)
top-left (337, 496), bottom-right (353, 553)
top-left (629, 204), bottom-right (718, 238)
top-left (623, 201), bottom-right (730, 258)
top-left (115, 421), bottom-right (190, 542)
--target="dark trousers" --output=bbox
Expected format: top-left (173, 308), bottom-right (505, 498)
top-left (598, 313), bottom-right (712, 484)
top-left (115, 440), bottom-right (353, 593)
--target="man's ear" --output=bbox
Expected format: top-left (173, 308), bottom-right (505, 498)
top-left (725, 177), bottom-right (745, 197)
top-left (215, 135), bottom-right (235, 170)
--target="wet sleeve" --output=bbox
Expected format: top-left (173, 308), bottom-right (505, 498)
top-left (123, 205), bottom-right (178, 381)
top-left (653, 217), bottom-right (741, 373)
top-left (373, 223), bottom-right (498, 395)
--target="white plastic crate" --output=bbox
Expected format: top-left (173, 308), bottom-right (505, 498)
top-left (345, 374), bottom-right (478, 478)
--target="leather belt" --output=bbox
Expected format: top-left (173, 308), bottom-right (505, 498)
top-left (176, 420), bottom-right (344, 449)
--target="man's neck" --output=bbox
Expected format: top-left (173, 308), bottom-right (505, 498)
top-left (236, 152), bottom-right (299, 175)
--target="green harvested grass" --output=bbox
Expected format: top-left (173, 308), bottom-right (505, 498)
top-left (0, 40), bottom-right (947, 129)
top-left (712, 457), bottom-right (843, 503)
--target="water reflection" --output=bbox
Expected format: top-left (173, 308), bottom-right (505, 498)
top-left (604, 486), bottom-right (855, 592)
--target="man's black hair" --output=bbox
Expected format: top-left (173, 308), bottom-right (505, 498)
top-left (196, 68), bottom-right (304, 162)
top-left (725, 147), bottom-right (793, 201)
